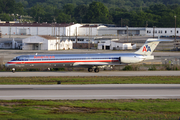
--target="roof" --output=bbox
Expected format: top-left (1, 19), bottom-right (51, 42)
top-left (39, 35), bottom-right (56, 40)
top-left (99, 27), bottom-right (146, 30)
top-left (0, 22), bottom-right (75, 27)
top-left (81, 25), bottom-right (99, 28)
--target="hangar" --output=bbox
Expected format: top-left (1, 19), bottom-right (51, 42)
top-left (0, 22), bottom-right (82, 36)
top-left (22, 35), bottom-right (73, 50)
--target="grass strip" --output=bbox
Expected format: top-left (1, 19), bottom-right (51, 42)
top-left (0, 99), bottom-right (179, 119)
top-left (0, 76), bottom-right (180, 84)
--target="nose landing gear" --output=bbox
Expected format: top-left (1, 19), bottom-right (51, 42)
top-left (12, 68), bottom-right (15, 73)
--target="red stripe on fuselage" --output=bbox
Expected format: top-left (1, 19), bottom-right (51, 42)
top-left (7, 60), bottom-right (119, 65)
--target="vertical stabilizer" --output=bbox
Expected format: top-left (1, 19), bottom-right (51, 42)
top-left (135, 39), bottom-right (172, 56)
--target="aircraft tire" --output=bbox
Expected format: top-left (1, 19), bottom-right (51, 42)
top-left (12, 68), bottom-right (15, 73)
top-left (88, 68), bottom-right (93, 72)
top-left (94, 68), bottom-right (99, 73)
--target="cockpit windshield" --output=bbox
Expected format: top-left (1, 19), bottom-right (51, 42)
top-left (12, 57), bottom-right (19, 61)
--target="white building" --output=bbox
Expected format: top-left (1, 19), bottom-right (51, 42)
top-left (146, 28), bottom-right (180, 37)
top-left (0, 22), bottom-right (82, 36)
top-left (98, 27), bottom-right (146, 36)
top-left (78, 25), bottom-right (106, 36)
top-left (22, 36), bottom-right (73, 50)
top-left (59, 41), bottom-right (65, 50)
top-left (0, 21), bottom-right (180, 37)
top-left (68, 40), bottom-right (73, 49)
top-left (98, 40), bottom-right (136, 50)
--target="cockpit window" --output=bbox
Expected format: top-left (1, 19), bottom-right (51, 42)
top-left (12, 57), bottom-right (19, 61)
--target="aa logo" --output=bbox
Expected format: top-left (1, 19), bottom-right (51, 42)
top-left (142, 45), bottom-right (151, 52)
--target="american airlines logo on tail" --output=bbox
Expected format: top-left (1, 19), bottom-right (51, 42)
top-left (142, 45), bottom-right (151, 52)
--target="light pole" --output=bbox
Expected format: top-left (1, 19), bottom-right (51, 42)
top-left (153, 26), bottom-right (156, 38)
top-left (175, 16), bottom-right (177, 50)
top-left (126, 26), bottom-right (128, 42)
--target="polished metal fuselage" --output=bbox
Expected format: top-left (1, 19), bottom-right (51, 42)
top-left (5, 53), bottom-right (144, 69)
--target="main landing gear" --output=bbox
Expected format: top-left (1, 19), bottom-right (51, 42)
top-left (88, 68), bottom-right (93, 72)
top-left (88, 68), bottom-right (99, 73)
top-left (94, 68), bottom-right (99, 73)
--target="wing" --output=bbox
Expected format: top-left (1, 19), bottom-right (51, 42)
top-left (73, 62), bottom-right (109, 67)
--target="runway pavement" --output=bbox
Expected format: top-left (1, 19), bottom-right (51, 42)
top-left (0, 71), bottom-right (180, 77)
top-left (0, 84), bottom-right (180, 100)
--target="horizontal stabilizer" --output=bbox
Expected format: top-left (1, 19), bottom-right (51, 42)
top-left (146, 39), bottom-right (173, 42)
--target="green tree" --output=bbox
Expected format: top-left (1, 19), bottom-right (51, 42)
top-left (74, 4), bottom-right (88, 23)
top-left (0, 13), bottom-right (13, 21)
top-left (15, 0), bottom-right (29, 7)
top-left (159, 12), bottom-right (175, 27)
top-left (85, 1), bottom-right (112, 23)
top-left (63, 4), bottom-right (75, 15)
top-left (56, 12), bottom-right (71, 23)
top-left (29, 4), bottom-right (46, 22)
top-left (0, 0), bottom-right (16, 13)
top-left (14, 2), bottom-right (25, 15)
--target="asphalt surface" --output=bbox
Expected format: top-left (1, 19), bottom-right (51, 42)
top-left (0, 84), bottom-right (179, 100)
top-left (1, 71), bottom-right (180, 77)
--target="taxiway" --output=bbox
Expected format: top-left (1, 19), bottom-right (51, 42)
top-left (0, 71), bottom-right (180, 77)
top-left (0, 84), bottom-right (180, 100)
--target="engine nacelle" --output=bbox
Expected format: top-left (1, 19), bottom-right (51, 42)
top-left (119, 56), bottom-right (143, 64)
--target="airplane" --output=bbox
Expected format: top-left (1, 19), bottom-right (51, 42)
top-left (5, 39), bottom-right (172, 73)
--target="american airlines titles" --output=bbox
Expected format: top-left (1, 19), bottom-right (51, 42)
top-left (34, 56), bottom-right (55, 59)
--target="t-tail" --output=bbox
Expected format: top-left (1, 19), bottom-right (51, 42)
top-left (135, 39), bottom-right (172, 56)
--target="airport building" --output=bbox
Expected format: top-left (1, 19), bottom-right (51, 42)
top-left (146, 27), bottom-right (180, 37)
top-left (0, 38), bottom-right (22, 49)
top-left (78, 25), bottom-right (106, 36)
top-left (0, 21), bottom-right (179, 37)
top-left (98, 27), bottom-right (146, 36)
top-left (22, 35), bottom-right (73, 50)
top-left (0, 22), bottom-right (178, 50)
top-left (0, 22), bottom-right (82, 36)
top-left (98, 40), bottom-right (136, 50)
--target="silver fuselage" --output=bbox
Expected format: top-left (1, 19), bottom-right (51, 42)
top-left (5, 53), bottom-right (145, 69)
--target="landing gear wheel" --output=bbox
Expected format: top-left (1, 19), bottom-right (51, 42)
top-left (12, 68), bottom-right (15, 73)
top-left (88, 68), bottom-right (93, 72)
top-left (94, 68), bottom-right (99, 73)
